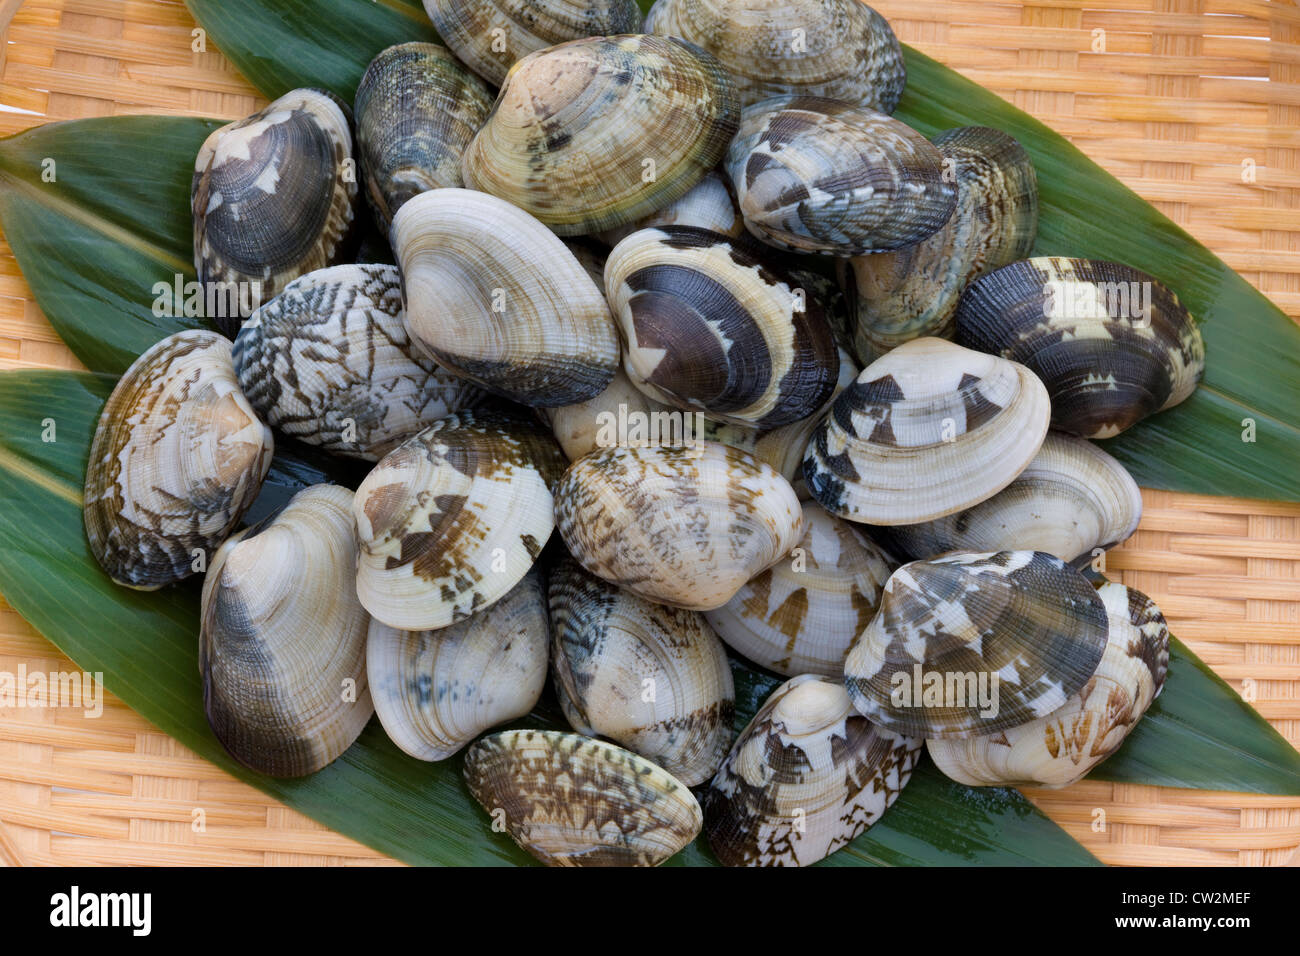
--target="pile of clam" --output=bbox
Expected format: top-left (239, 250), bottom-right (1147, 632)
top-left (82, 0), bottom-right (1199, 866)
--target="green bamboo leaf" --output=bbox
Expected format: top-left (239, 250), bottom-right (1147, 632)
top-left (0, 369), bottom-right (1099, 865)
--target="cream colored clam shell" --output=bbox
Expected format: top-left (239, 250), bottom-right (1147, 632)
top-left (597, 170), bottom-right (743, 248)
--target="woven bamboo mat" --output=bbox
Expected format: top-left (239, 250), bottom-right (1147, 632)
top-left (0, 0), bottom-right (1297, 867)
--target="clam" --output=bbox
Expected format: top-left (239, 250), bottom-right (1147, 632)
top-left (803, 337), bottom-right (1051, 526)
top-left (549, 556), bottom-right (735, 785)
top-left (84, 330), bottom-right (274, 590)
top-left (200, 485), bottom-right (372, 777)
top-left (927, 582), bottom-right (1169, 788)
top-left (391, 187), bottom-right (620, 407)
top-left (192, 88), bottom-right (358, 335)
top-left (463, 729), bottom-right (702, 866)
top-left (725, 95), bottom-right (957, 256)
top-left (367, 572), bottom-right (549, 762)
top-left (955, 257), bottom-right (1206, 438)
top-left (605, 225), bottom-right (839, 427)
top-left (597, 169), bottom-right (744, 248)
top-left (232, 264), bottom-right (484, 461)
top-left (703, 674), bottom-right (921, 867)
top-left (646, 0), bottom-right (906, 113)
top-left (842, 550), bottom-right (1111, 739)
top-left (841, 126), bottom-right (1039, 361)
top-left (354, 42), bottom-right (494, 232)
top-left (704, 503), bottom-right (894, 677)
top-left (352, 410), bottom-right (567, 631)
top-left (461, 34), bottom-right (739, 236)
top-left (555, 442), bottom-right (804, 611)
top-left (873, 433), bottom-right (1143, 566)
top-left (423, 0), bottom-right (645, 86)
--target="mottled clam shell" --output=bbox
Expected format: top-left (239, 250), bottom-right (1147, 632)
top-left (606, 226), bottom-right (839, 427)
top-left (192, 89), bottom-right (358, 335)
top-left (928, 582), bottom-right (1169, 788)
top-left (704, 503), bottom-right (894, 677)
top-left (367, 572), bottom-right (549, 762)
top-left (84, 330), bottom-right (274, 590)
top-left (463, 730), bottom-right (702, 866)
top-left (842, 127), bottom-right (1039, 361)
top-left (597, 170), bottom-right (744, 247)
top-left (843, 550), bottom-right (1110, 738)
top-left (703, 674), bottom-right (921, 867)
top-left (955, 257), bottom-right (1206, 439)
top-left (392, 188), bottom-right (619, 407)
top-left (549, 557), bottom-right (735, 785)
top-left (353, 410), bottom-right (566, 631)
top-left (200, 485), bottom-right (372, 777)
top-left (423, 0), bottom-right (644, 86)
top-left (873, 433), bottom-right (1142, 566)
top-left (555, 442), bottom-right (804, 611)
top-left (461, 35), bottom-right (740, 236)
top-left (803, 337), bottom-right (1051, 526)
top-left (647, 0), bottom-right (905, 113)
top-left (354, 43), bottom-right (494, 232)
top-left (232, 264), bottom-right (484, 461)
top-left (725, 95), bottom-right (957, 256)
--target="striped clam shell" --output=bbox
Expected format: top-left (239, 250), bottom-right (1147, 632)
top-left (549, 557), bottom-right (735, 785)
top-left (461, 34), bottom-right (739, 236)
top-left (803, 337), bottom-right (1051, 526)
top-left (352, 409), bottom-right (566, 631)
top-left (463, 729), bottom-right (703, 866)
top-left (192, 89), bottom-right (358, 336)
top-left (842, 550), bottom-right (1111, 738)
top-left (647, 0), bottom-right (906, 113)
top-left (725, 95), bottom-right (957, 256)
top-left (872, 433), bottom-right (1143, 566)
top-left (704, 503), bottom-right (895, 678)
top-left (232, 264), bottom-right (484, 461)
top-left (423, 0), bottom-right (644, 86)
top-left (391, 188), bottom-right (620, 407)
top-left (200, 486), bottom-right (372, 777)
top-left (928, 582), bottom-right (1169, 788)
top-left (606, 226), bottom-right (839, 428)
top-left (955, 257), bottom-right (1206, 439)
top-left (354, 43), bottom-right (494, 232)
top-left (367, 572), bottom-right (549, 762)
top-left (555, 442), bottom-right (804, 611)
top-left (841, 126), bottom-right (1039, 362)
top-left (703, 674), bottom-right (921, 867)
top-left (84, 330), bottom-right (274, 590)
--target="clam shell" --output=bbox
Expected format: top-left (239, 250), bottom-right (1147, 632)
top-left (461, 34), bottom-right (739, 236)
top-left (647, 0), bottom-right (905, 113)
top-left (841, 126), bottom-right (1039, 361)
top-left (192, 89), bottom-right (358, 335)
top-left (955, 257), bottom-right (1206, 439)
top-left (200, 485), bottom-right (372, 777)
top-left (423, 0), bottom-right (644, 86)
top-left (873, 433), bottom-right (1142, 565)
top-left (392, 188), bottom-right (620, 407)
top-left (353, 410), bottom-right (566, 631)
top-left (803, 337), bottom-right (1051, 526)
top-left (927, 582), bottom-right (1169, 788)
top-left (555, 442), bottom-right (804, 611)
top-left (725, 95), bottom-right (957, 256)
top-left (367, 571), bottom-right (549, 762)
top-left (463, 729), bottom-right (702, 866)
top-left (606, 226), bottom-right (839, 427)
top-left (597, 169), bottom-right (744, 248)
top-left (84, 330), bottom-right (274, 590)
top-left (232, 264), bottom-right (484, 461)
top-left (843, 550), bottom-right (1111, 738)
top-left (704, 503), bottom-right (894, 677)
top-left (703, 674), bottom-right (921, 867)
top-left (549, 556), bottom-right (735, 785)
top-left (354, 43), bottom-right (494, 231)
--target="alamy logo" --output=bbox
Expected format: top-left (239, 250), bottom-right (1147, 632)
top-left (49, 886), bottom-right (151, 936)
top-left (594, 403), bottom-right (707, 449)
top-left (1043, 278), bottom-right (1152, 327)
top-left (890, 665), bottom-right (1000, 719)
top-left (0, 666), bottom-right (103, 718)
